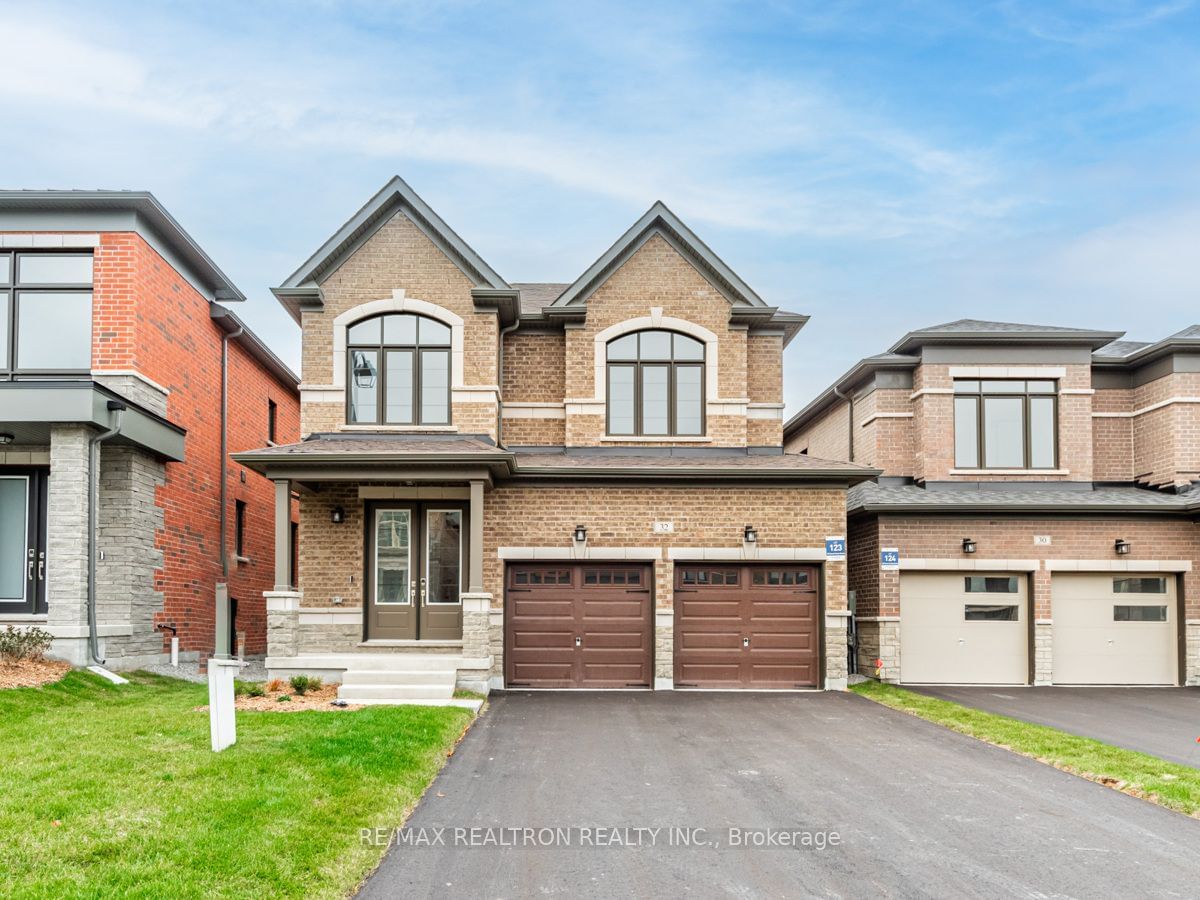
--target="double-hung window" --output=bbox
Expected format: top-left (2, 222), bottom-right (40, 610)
top-left (346, 313), bottom-right (452, 426)
top-left (0, 252), bottom-right (94, 375)
top-left (606, 330), bottom-right (705, 436)
top-left (953, 379), bottom-right (1057, 469)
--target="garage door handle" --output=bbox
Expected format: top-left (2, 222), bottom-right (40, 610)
top-left (575, 636), bottom-right (582, 647)
top-left (743, 637), bottom-right (750, 648)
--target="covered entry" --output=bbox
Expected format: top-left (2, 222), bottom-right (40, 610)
top-left (674, 564), bottom-right (820, 688)
top-left (900, 572), bottom-right (1029, 685)
top-left (505, 563), bottom-right (653, 688)
top-left (1052, 573), bottom-right (1178, 685)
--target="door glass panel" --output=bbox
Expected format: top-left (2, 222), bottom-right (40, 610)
top-left (641, 365), bottom-right (669, 435)
top-left (420, 349), bottom-right (450, 424)
top-left (426, 510), bottom-right (462, 604)
top-left (348, 349), bottom-right (379, 423)
top-left (374, 510), bottom-right (411, 604)
top-left (0, 478), bottom-right (28, 601)
top-left (983, 396), bottom-right (1024, 467)
top-left (675, 365), bottom-right (703, 435)
top-left (384, 350), bottom-right (414, 423)
top-left (1028, 396), bottom-right (1056, 468)
top-left (0, 255), bottom-right (10, 283)
top-left (0, 293), bottom-right (8, 369)
top-left (16, 292), bottom-right (92, 369)
top-left (608, 365), bottom-right (635, 434)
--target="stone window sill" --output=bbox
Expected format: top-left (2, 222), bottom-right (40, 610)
top-left (948, 468), bottom-right (1069, 476)
top-left (600, 436), bottom-right (711, 443)
top-left (337, 424), bottom-right (459, 433)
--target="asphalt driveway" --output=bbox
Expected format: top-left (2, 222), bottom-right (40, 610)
top-left (359, 691), bottom-right (1200, 899)
top-left (912, 686), bottom-right (1200, 767)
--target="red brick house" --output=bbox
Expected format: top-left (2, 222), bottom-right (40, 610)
top-left (0, 191), bottom-right (299, 668)
top-left (235, 176), bottom-right (875, 702)
top-left (785, 320), bottom-right (1200, 687)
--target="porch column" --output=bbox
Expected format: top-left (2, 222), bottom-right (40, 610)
top-left (468, 479), bottom-right (485, 594)
top-left (273, 479), bottom-right (292, 592)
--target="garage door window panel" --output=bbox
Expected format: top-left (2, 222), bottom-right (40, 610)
top-left (1113, 577), bottom-right (1167, 594)
top-left (954, 380), bottom-right (1058, 469)
top-left (965, 576), bottom-right (1019, 593)
top-left (1114, 605), bottom-right (1168, 622)
top-left (965, 604), bottom-right (1019, 621)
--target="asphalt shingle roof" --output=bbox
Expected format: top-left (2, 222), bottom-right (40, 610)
top-left (849, 481), bottom-right (1196, 514)
top-left (513, 282), bottom-right (568, 315)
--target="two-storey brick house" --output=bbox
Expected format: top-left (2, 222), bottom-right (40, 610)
top-left (0, 191), bottom-right (299, 668)
top-left (785, 320), bottom-right (1200, 687)
top-left (235, 176), bottom-right (875, 702)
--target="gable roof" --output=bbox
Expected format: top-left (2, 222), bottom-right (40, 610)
top-left (0, 189), bottom-right (245, 303)
top-left (551, 201), bottom-right (768, 309)
top-left (273, 176), bottom-right (509, 323)
top-left (1092, 323), bottom-right (1200, 367)
top-left (890, 319), bottom-right (1123, 354)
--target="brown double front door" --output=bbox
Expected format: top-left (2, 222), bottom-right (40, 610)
top-left (674, 564), bottom-right (819, 688)
top-left (505, 563), bottom-right (653, 688)
top-left (365, 502), bottom-right (466, 641)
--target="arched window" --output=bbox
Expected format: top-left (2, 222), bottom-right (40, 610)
top-left (347, 313), bottom-right (452, 425)
top-left (606, 329), bottom-right (705, 436)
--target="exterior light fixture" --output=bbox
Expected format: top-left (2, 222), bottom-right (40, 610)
top-left (743, 525), bottom-right (758, 544)
top-left (573, 525), bottom-right (587, 543)
top-left (0, 433), bottom-right (12, 445)
top-left (330, 506), bottom-right (345, 524)
top-left (351, 351), bottom-right (377, 389)
top-left (961, 537), bottom-right (977, 554)
top-left (1115, 539), bottom-right (1131, 556)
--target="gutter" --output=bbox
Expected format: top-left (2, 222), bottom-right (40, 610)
top-left (833, 385), bottom-right (853, 462)
top-left (218, 316), bottom-right (244, 578)
top-left (495, 319), bottom-right (521, 448)
top-left (87, 400), bottom-right (126, 665)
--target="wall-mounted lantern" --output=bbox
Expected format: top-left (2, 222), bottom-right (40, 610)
top-left (1115, 538), bottom-right (1131, 555)
top-left (330, 506), bottom-right (346, 524)
top-left (961, 537), bottom-right (977, 554)
top-left (743, 524), bottom-right (758, 544)
top-left (573, 525), bottom-right (587, 544)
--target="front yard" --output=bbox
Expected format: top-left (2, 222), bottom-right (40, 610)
top-left (0, 671), bottom-right (473, 898)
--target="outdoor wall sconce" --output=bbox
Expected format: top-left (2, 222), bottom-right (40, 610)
top-left (961, 538), bottom-right (977, 554)
top-left (330, 506), bottom-right (346, 524)
top-left (573, 525), bottom-right (587, 543)
top-left (0, 433), bottom-right (12, 445)
top-left (1115, 539), bottom-right (1131, 555)
top-left (743, 525), bottom-right (758, 544)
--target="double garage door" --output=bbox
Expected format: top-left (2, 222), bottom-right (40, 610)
top-left (899, 571), bottom-right (1178, 685)
top-left (505, 562), bottom-right (819, 689)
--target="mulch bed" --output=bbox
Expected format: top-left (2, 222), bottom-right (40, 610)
top-left (197, 681), bottom-right (363, 713)
top-left (0, 658), bottom-right (72, 689)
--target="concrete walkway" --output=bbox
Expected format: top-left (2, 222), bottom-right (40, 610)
top-left (358, 691), bottom-right (1200, 898)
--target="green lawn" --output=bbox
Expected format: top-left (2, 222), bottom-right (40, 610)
top-left (0, 671), bottom-right (474, 899)
top-left (852, 679), bottom-right (1200, 817)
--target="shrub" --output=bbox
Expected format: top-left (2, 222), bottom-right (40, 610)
top-left (246, 683), bottom-right (265, 698)
top-left (0, 626), bottom-right (54, 663)
top-left (289, 675), bottom-right (322, 696)
top-left (277, 694), bottom-right (291, 703)
top-left (266, 679), bottom-right (285, 693)
top-left (234, 680), bottom-right (251, 697)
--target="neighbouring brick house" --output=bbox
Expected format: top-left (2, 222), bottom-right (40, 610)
top-left (784, 320), bottom-right (1200, 687)
top-left (235, 176), bottom-right (875, 702)
top-left (0, 191), bottom-right (299, 668)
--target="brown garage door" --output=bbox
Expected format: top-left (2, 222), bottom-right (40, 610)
top-left (675, 564), bottom-right (819, 688)
top-left (505, 563), bottom-right (653, 688)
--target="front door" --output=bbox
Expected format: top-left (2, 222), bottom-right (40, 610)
top-left (366, 502), bottom-right (466, 641)
top-left (0, 468), bottom-right (48, 616)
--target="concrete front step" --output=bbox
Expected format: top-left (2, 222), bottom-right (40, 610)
top-left (341, 669), bottom-right (457, 687)
top-left (267, 654), bottom-right (491, 674)
top-left (338, 683), bottom-right (455, 701)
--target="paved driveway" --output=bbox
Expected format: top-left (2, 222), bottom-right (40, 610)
top-left (359, 691), bottom-right (1200, 899)
top-left (913, 686), bottom-right (1200, 767)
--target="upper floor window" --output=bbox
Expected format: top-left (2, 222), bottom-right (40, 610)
top-left (347, 313), bottom-right (451, 426)
top-left (953, 379), bottom-right (1057, 469)
top-left (607, 330), bottom-right (704, 436)
top-left (268, 399), bottom-right (278, 443)
top-left (0, 252), bottom-right (93, 374)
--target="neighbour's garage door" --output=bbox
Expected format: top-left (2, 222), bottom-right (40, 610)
top-left (900, 572), bottom-right (1028, 685)
top-left (505, 563), bottom-right (653, 688)
top-left (1052, 573), bottom-right (1178, 685)
top-left (674, 564), bottom-right (819, 689)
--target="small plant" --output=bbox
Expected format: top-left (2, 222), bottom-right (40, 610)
top-left (289, 675), bottom-right (322, 696)
top-left (0, 625), bottom-right (54, 663)
top-left (266, 678), bottom-right (285, 693)
top-left (277, 694), bottom-right (291, 703)
top-left (245, 683), bottom-right (266, 698)
top-left (233, 680), bottom-right (251, 697)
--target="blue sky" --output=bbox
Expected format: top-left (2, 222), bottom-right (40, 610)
top-left (2, 0), bottom-right (1198, 412)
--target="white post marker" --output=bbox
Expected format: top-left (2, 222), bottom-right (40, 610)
top-left (207, 657), bottom-right (245, 752)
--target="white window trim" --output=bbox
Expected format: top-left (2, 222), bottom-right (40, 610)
top-left (331, 289), bottom-right (465, 392)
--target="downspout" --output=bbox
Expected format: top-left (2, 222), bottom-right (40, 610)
top-left (87, 400), bottom-right (126, 665)
top-left (496, 319), bottom-right (520, 449)
top-left (219, 318), bottom-right (244, 578)
top-left (834, 385), bottom-right (854, 462)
